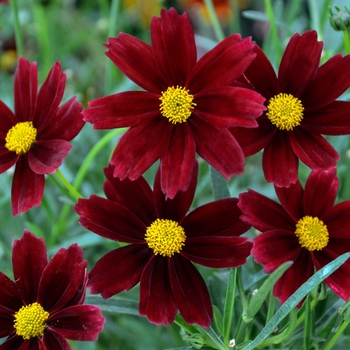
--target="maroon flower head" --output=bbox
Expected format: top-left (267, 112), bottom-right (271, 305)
top-left (0, 230), bottom-right (105, 349)
top-left (74, 161), bottom-right (252, 327)
top-left (238, 168), bottom-right (350, 305)
top-left (83, 7), bottom-right (265, 199)
top-left (0, 57), bottom-right (85, 215)
top-left (230, 30), bottom-right (350, 187)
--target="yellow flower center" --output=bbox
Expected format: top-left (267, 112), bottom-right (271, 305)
top-left (14, 302), bottom-right (49, 340)
top-left (145, 218), bottom-right (186, 257)
top-left (266, 93), bottom-right (304, 130)
top-left (295, 216), bottom-right (329, 251)
top-left (5, 121), bottom-right (37, 154)
top-left (159, 86), bottom-right (196, 124)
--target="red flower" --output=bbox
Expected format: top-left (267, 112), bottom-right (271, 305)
top-left (238, 169), bottom-right (350, 305)
top-left (230, 30), bottom-right (350, 187)
top-left (0, 57), bottom-right (84, 215)
top-left (74, 162), bottom-right (252, 327)
top-left (83, 8), bottom-right (265, 199)
top-left (0, 230), bottom-right (105, 349)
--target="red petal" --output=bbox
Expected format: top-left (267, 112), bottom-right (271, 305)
top-left (0, 148), bottom-right (18, 173)
top-left (139, 256), bottom-right (178, 325)
top-left (262, 131), bottom-right (299, 187)
top-left (13, 230), bottom-right (48, 304)
top-left (111, 118), bottom-right (172, 181)
top-left (290, 128), bottom-right (339, 170)
top-left (278, 31), bottom-right (323, 97)
top-left (38, 244), bottom-right (87, 314)
top-left (48, 305), bottom-right (105, 341)
top-left (105, 34), bottom-right (166, 92)
top-left (84, 91), bottom-right (160, 129)
top-left (238, 190), bottom-right (295, 232)
top-left (188, 35), bottom-right (255, 92)
top-left (28, 140), bottom-right (71, 174)
top-left (169, 255), bottom-right (212, 327)
top-left (0, 100), bottom-right (17, 134)
top-left (42, 329), bottom-right (70, 350)
top-left (0, 272), bottom-right (21, 321)
top-left (89, 245), bottom-right (151, 298)
top-left (14, 57), bottom-right (38, 122)
top-left (74, 196), bottom-right (146, 243)
top-left (322, 201), bottom-right (350, 239)
top-left (194, 86), bottom-right (265, 128)
top-left (159, 123), bottom-right (196, 198)
top-left (192, 119), bottom-right (245, 178)
top-left (151, 8), bottom-right (196, 86)
top-left (182, 236), bottom-right (252, 268)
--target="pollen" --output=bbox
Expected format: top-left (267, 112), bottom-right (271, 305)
top-left (295, 216), bottom-right (329, 251)
top-left (14, 302), bottom-right (50, 340)
top-left (145, 218), bottom-right (186, 257)
top-left (267, 93), bottom-right (304, 130)
top-left (159, 86), bottom-right (196, 124)
top-left (5, 121), bottom-right (37, 154)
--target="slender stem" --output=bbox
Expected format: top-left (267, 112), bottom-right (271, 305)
top-left (223, 268), bottom-right (237, 345)
top-left (307, 0), bottom-right (322, 40)
top-left (54, 168), bottom-right (82, 200)
top-left (323, 320), bottom-right (349, 350)
top-left (10, 0), bottom-right (24, 57)
top-left (343, 30), bottom-right (350, 54)
top-left (203, 0), bottom-right (225, 41)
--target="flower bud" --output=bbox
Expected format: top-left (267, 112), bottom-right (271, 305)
top-left (329, 6), bottom-right (350, 31)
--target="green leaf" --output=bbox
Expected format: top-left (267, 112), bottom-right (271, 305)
top-left (210, 166), bottom-right (230, 200)
top-left (243, 261), bottom-right (293, 323)
top-left (243, 252), bottom-right (350, 350)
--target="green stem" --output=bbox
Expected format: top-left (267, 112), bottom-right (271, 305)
top-left (10, 0), bottom-right (24, 57)
top-left (203, 0), bottom-right (225, 41)
top-left (307, 0), bottom-right (322, 40)
top-left (323, 320), bottom-right (349, 350)
top-left (54, 168), bottom-right (82, 201)
top-left (264, 0), bottom-right (282, 63)
top-left (223, 268), bottom-right (237, 345)
top-left (343, 30), bottom-right (350, 54)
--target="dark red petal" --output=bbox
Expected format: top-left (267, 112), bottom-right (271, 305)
top-left (241, 44), bottom-right (278, 99)
top-left (0, 272), bottom-right (22, 319)
top-left (192, 119), bottom-right (245, 178)
top-left (89, 245), bottom-right (151, 298)
top-left (111, 118), bottom-right (172, 181)
top-left (0, 100), bottom-right (17, 134)
top-left (262, 131), bottom-right (299, 187)
top-left (313, 250), bottom-right (350, 301)
top-left (11, 156), bottom-right (45, 216)
top-left (251, 229), bottom-right (300, 273)
top-left (159, 123), bottom-right (196, 199)
top-left (43, 329), bottom-right (71, 350)
top-left (0, 336), bottom-right (26, 350)
top-left (290, 128), bottom-right (339, 170)
top-left (0, 148), bottom-right (18, 173)
top-left (278, 31), bottom-right (322, 97)
top-left (229, 116), bottom-right (275, 157)
top-left (194, 86), bottom-right (265, 128)
top-left (302, 101), bottom-right (350, 135)
top-left (38, 244), bottom-right (87, 314)
top-left (13, 230), bottom-right (48, 304)
top-left (274, 180), bottom-right (304, 222)
top-left (48, 304), bottom-right (105, 341)
top-left (183, 198), bottom-right (250, 237)
top-left (322, 201), bottom-right (350, 239)
top-left (151, 8), bottom-right (196, 86)
top-left (302, 54), bottom-right (350, 109)
top-left (14, 57), bottom-right (38, 122)
top-left (105, 34), bottom-right (166, 92)
top-left (303, 168), bottom-right (338, 217)
top-left (239, 190), bottom-right (295, 232)
top-left (154, 159), bottom-right (197, 222)
top-left (40, 97), bottom-right (84, 141)
top-left (28, 140), bottom-right (71, 175)
top-left (188, 34), bottom-right (255, 92)
top-left (74, 196), bottom-right (146, 243)
top-left (0, 314), bottom-right (15, 338)
top-left (103, 164), bottom-right (155, 225)
top-left (169, 255), bottom-right (212, 327)
top-left (273, 249), bottom-right (314, 305)
top-left (35, 62), bottom-right (65, 127)
top-left (139, 255), bottom-right (178, 325)
top-left (84, 91), bottom-right (160, 129)
top-left (182, 236), bottom-right (252, 268)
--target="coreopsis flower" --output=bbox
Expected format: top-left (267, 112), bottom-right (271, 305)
top-left (0, 57), bottom-right (84, 215)
top-left (74, 162), bottom-right (252, 327)
top-left (238, 168), bottom-right (350, 305)
top-left (230, 30), bottom-right (350, 187)
top-left (83, 8), bottom-right (265, 199)
top-left (0, 230), bottom-right (105, 349)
